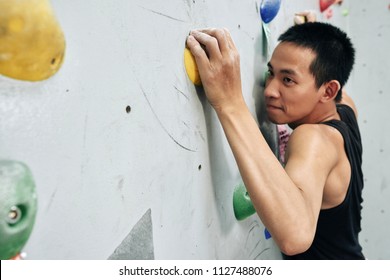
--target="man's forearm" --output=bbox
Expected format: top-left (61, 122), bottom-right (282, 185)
top-left (214, 101), bottom-right (312, 251)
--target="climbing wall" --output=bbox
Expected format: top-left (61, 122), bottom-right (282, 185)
top-left (3, 0), bottom-right (385, 260)
top-left (348, 0), bottom-right (390, 260)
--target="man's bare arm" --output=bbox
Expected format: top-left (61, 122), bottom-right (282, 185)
top-left (340, 89), bottom-right (358, 118)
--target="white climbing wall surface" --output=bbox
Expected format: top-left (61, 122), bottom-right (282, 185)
top-left (3, 0), bottom-right (388, 260)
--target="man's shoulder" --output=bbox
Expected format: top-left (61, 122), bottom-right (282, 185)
top-left (285, 124), bottom-right (341, 171)
top-left (290, 123), bottom-right (336, 140)
top-left (288, 124), bottom-right (341, 157)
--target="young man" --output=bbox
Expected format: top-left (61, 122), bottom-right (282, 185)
top-left (186, 22), bottom-right (365, 259)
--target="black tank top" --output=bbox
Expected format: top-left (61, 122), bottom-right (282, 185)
top-left (284, 104), bottom-right (365, 259)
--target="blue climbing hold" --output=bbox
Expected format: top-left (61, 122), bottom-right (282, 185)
top-left (260, 0), bottom-right (282, 24)
top-left (264, 228), bottom-right (272, 239)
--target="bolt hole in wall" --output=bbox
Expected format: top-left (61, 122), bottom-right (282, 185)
top-left (126, 105), bottom-right (131, 114)
top-left (0, 0), bottom-right (389, 261)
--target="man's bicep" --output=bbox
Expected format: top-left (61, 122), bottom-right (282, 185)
top-left (284, 127), bottom-right (336, 216)
top-left (284, 151), bottom-right (325, 215)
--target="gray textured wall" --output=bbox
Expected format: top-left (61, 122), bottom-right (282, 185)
top-left (348, 0), bottom-right (390, 260)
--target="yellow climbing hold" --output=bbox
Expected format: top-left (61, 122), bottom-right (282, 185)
top-left (184, 47), bottom-right (201, 86)
top-left (0, 0), bottom-right (66, 81)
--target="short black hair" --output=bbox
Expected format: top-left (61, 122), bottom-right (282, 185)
top-left (278, 22), bottom-right (355, 102)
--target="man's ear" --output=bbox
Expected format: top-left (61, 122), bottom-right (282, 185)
top-left (321, 80), bottom-right (341, 102)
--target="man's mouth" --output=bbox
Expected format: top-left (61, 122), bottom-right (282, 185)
top-left (266, 104), bottom-right (282, 111)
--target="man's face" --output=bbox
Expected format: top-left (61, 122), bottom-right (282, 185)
top-left (264, 42), bottom-right (323, 127)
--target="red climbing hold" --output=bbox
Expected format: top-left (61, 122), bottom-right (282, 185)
top-left (320, 0), bottom-right (342, 12)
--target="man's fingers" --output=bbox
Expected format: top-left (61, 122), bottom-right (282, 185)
top-left (197, 28), bottom-right (231, 54)
top-left (189, 30), bottom-right (222, 60)
top-left (222, 28), bottom-right (237, 52)
top-left (186, 28), bottom-right (240, 88)
top-left (186, 34), bottom-right (207, 61)
top-left (186, 35), bottom-right (210, 76)
top-left (295, 10), bottom-right (316, 23)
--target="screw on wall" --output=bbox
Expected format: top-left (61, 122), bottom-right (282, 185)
top-left (126, 105), bottom-right (131, 114)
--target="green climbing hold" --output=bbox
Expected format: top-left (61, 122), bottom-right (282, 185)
top-left (233, 183), bottom-right (256, 220)
top-left (0, 160), bottom-right (37, 260)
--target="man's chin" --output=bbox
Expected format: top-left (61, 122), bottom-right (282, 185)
top-left (266, 115), bottom-right (284, 125)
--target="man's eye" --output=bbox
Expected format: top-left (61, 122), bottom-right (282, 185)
top-left (283, 77), bottom-right (294, 84)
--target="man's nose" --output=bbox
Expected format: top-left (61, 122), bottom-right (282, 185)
top-left (264, 79), bottom-right (280, 99)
